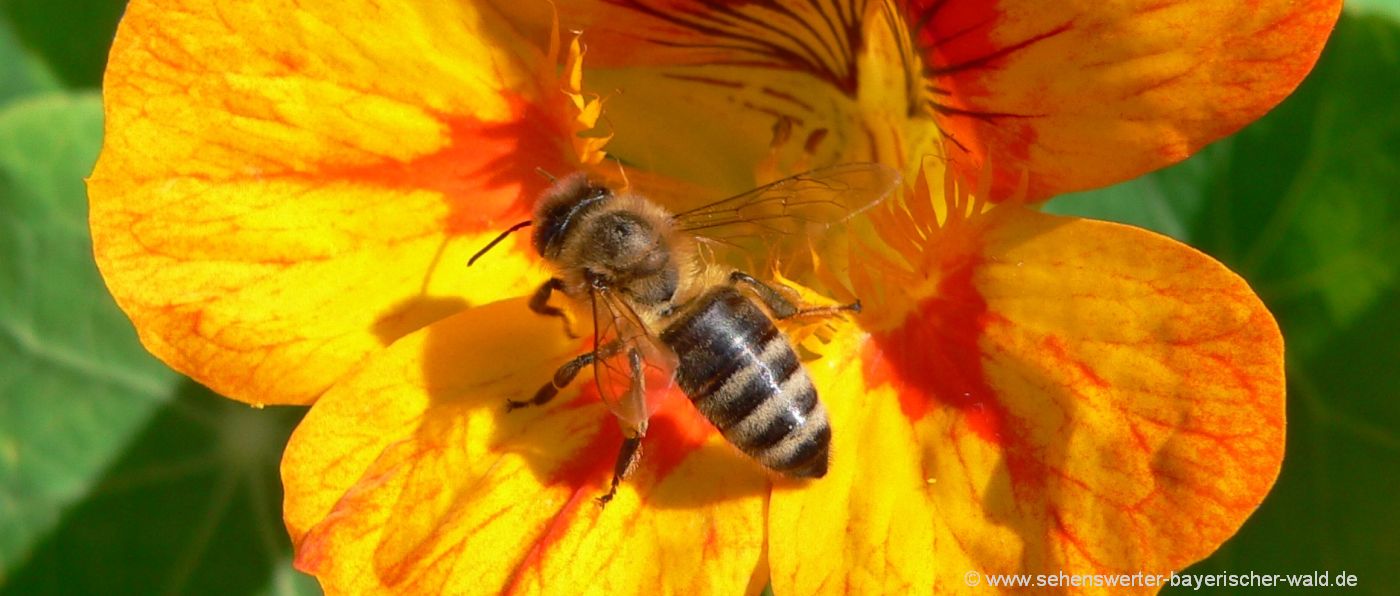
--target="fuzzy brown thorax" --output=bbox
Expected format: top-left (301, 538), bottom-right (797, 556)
top-left (532, 174), bottom-right (695, 313)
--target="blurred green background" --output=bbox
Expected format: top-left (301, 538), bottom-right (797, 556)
top-left (0, 1), bottom-right (1396, 594)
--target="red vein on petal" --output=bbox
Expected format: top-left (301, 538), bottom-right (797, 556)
top-left (645, 392), bottom-right (718, 482)
top-left (500, 383), bottom-right (713, 592)
top-left (1039, 335), bottom-right (1109, 389)
top-left (502, 410), bottom-right (616, 595)
top-left (308, 96), bottom-right (574, 235)
top-left (1051, 507), bottom-right (1111, 570)
top-left (862, 254), bottom-right (1047, 491)
top-left (502, 485), bottom-right (595, 596)
top-left (927, 22), bottom-right (1073, 77)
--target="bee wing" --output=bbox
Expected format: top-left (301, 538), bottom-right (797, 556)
top-left (590, 286), bottom-right (674, 431)
top-left (672, 163), bottom-right (901, 270)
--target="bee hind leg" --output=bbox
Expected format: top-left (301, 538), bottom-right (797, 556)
top-left (728, 271), bottom-right (861, 320)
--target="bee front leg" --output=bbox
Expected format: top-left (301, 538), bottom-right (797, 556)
top-left (507, 340), bottom-right (623, 411)
top-left (597, 347), bottom-right (647, 507)
top-left (529, 277), bottom-right (578, 338)
top-left (728, 271), bottom-right (861, 319)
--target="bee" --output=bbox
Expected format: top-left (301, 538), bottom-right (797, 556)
top-left (469, 163), bottom-right (900, 504)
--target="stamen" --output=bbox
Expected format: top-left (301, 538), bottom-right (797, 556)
top-left (852, 155), bottom-right (1018, 331)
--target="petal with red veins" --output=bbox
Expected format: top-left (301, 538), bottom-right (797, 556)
top-left (556, 0), bottom-right (1340, 200)
top-left (90, 0), bottom-right (583, 405)
top-left (906, 0), bottom-right (1343, 199)
top-left (283, 298), bottom-right (770, 595)
top-left (771, 206), bottom-right (1284, 592)
top-left (557, 0), bottom-right (940, 190)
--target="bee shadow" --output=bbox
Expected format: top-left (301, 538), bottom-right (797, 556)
top-left (371, 293), bottom-right (469, 347)
top-left (401, 297), bottom-right (768, 516)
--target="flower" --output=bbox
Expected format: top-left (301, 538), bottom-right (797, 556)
top-left (89, 0), bottom-right (1340, 594)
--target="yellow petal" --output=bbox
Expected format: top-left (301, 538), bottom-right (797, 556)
top-left (556, 0), bottom-right (940, 192)
top-left (555, 0), bottom-right (1341, 200)
top-left (907, 0), bottom-right (1343, 199)
top-left (768, 335), bottom-right (941, 593)
top-left (90, 0), bottom-right (584, 404)
top-left (772, 205), bottom-right (1284, 591)
top-left (284, 298), bottom-right (769, 594)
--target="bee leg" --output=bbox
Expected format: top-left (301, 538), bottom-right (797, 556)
top-left (529, 277), bottom-right (577, 338)
top-left (506, 341), bottom-right (622, 411)
top-left (506, 352), bottom-right (592, 411)
top-left (597, 347), bottom-right (647, 507)
top-left (788, 299), bottom-right (863, 319)
top-left (729, 271), bottom-right (800, 317)
top-left (596, 432), bottom-right (644, 508)
top-left (729, 271), bottom-right (862, 319)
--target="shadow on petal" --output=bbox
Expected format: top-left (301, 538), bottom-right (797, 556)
top-left (372, 294), bottom-right (470, 346)
top-left (859, 207), bottom-right (1285, 583)
top-left (863, 212), bottom-right (1088, 576)
top-left (323, 297), bottom-right (769, 589)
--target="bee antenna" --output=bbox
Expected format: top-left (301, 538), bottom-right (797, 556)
top-left (534, 167), bottom-right (557, 182)
top-left (468, 220), bottom-right (533, 267)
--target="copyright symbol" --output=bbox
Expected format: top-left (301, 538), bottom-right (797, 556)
top-left (964, 570), bottom-right (981, 587)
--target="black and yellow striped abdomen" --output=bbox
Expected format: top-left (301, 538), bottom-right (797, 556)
top-left (659, 286), bottom-right (830, 478)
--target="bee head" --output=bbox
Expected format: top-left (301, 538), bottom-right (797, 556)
top-left (532, 172), bottom-right (613, 259)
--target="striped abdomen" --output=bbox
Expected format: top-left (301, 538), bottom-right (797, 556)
top-left (659, 286), bottom-right (830, 478)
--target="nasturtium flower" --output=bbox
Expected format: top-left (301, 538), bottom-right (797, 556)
top-left (89, 0), bottom-right (1339, 594)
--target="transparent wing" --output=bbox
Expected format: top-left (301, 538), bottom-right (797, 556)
top-left (589, 286), bottom-right (673, 431)
top-left (672, 162), bottom-right (901, 271)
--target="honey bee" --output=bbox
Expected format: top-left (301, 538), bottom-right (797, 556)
top-left (469, 163), bottom-right (900, 504)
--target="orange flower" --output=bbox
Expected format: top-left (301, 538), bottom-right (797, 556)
top-left (89, 0), bottom-right (1340, 594)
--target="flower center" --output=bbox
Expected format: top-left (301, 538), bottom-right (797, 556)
top-left (575, 0), bottom-right (948, 194)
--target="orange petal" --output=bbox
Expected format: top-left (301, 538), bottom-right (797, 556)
top-left (768, 329), bottom-right (941, 594)
top-left (771, 207), bottom-right (1284, 591)
top-left (283, 298), bottom-right (769, 594)
top-left (555, 0), bottom-right (942, 191)
top-left (560, 0), bottom-right (1340, 199)
top-left (90, 0), bottom-right (587, 404)
top-left (907, 0), bottom-right (1342, 199)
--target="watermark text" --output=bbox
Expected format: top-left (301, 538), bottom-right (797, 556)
top-left (963, 570), bottom-right (1359, 590)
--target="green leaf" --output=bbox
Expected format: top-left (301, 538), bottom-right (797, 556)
top-left (0, 0), bottom-right (127, 89)
top-left (0, 93), bottom-right (319, 594)
top-left (0, 17), bottom-right (60, 105)
top-left (1347, 0), bottom-right (1400, 22)
top-left (258, 557), bottom-right (323, 596)
top-left (1044, 142), bottom-right (1221, 243)
top-left (0, 92), bottom-right (178, 580)
top-left (1, 383), bottom-right (318, 596)
top-left (1047, 12), bottom-right (1400, 593)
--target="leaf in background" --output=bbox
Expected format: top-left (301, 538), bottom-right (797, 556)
top-left (0, 92), bottom-right (178, 580)
top-left (0, 17), bottom-right (60, 105)
top-left (1044, 142), bottom-right (1222, 243)
top-left (1047, 10), bottom-right (1400, 593)
top-left (2, 382), bottom-right (317, 596)
top-left (1347, 0), bottom-right (1400, 21)
top-left (0, 0), bottom-right (127, 89)
top-left (258, 557), bottom-right (323, 596)
top-left (0, 92), bottom-right (318, 594)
